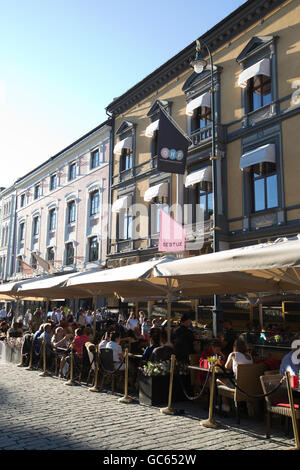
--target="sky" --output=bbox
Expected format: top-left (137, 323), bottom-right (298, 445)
top-left (0, 0), bottom-right (246, 188)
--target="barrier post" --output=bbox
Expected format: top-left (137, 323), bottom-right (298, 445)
top-left (25, 335), bottom-right (34, 371)
top-left (89, 344), bottom-right (101, 393)
top-left (285, 371), bottom-right (300, 450)
top-left (39, 340), bottom-right (51, 377)
top-left (160, 354), bottom-right (177, 415)
top-left (65, 348), bottom-right (77, 386)
top-left (119, 348), bottom-right (133, 403)
top-left (201, 360), bottom-right (222, 428)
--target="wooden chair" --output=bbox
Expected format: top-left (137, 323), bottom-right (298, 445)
top-left (217, 362), bottom-right (268, 424)
top-left (260, 374), bottom-right (300, 438)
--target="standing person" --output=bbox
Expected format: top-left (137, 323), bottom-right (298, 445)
top-left (223, 320), bottom-right (237, 356)
top-left (138, 311), bottom-right (145, 326)
top-left (86, 310), bottom-right (94, 327)
top-left (173, 313), bottom-right (196, 363)
top-left (280, 334), bottom-right (300, 377)
top-left (77, 309), bottom-right (87, 327)
top-left (126, 312), bottom-right (138, 331)
top-left (23, 309), bottom-right (32, 329)
top-left (0, 306), bottom-right (6, 321)
top-left (118, 310), bottom-right (125, 323)
top-left (71, 327), bottom-right (90, 360)
top-left (30, 309), bottom-right (43, 333)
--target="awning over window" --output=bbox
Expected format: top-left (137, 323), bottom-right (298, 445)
top-left (113, 136), bottom-right (133, 155)
top-left (186, 92), bottom-right (211, 116)
top-left (185, 166), bottom-right (212, 188)
top-left (239, 143), bottom-right (276, 170)
top-left (238, 58), bottom-right (271, 89)
top-left (145, 120), bottom-right (159, 138)
top-left (111, 195), bottom-right (132, 213)
top-left (144, 182), bottom-right (168, 202)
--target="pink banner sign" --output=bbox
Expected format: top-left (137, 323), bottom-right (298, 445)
top-left (158, 209), bottom-right (185, 252)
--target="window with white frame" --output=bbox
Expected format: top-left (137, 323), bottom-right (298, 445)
top-left (68, 162), bottom-right (77, 181)
top-left (89, 190), bottom-right (100, 216)
top-left (88, 236), bottom-right (99, 261)
top-left (33, 216), bottom-right (39, 236)
top-left (49, 208), bottom-right (56, 231)
top-left (67, 200), bottom-right (76, 223)
top-left (50, 174), bottom-right (57, 191)
top-left (65, 242), bottom-right (74, 265)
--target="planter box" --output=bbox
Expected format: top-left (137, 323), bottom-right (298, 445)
top-left (138, 374), bottom-right (190, 406)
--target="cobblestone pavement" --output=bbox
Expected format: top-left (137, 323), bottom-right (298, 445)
top-left (0, 362), bottom-right (296, 451)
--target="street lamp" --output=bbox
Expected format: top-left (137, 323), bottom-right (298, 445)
top-left (190, 39), bottom-right (222, 337)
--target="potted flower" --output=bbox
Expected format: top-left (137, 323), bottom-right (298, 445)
top-left (138, 360), bottom-right (189, 406)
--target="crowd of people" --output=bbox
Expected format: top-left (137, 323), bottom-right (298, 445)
top-left (1, 304), bottom-right (300, 415)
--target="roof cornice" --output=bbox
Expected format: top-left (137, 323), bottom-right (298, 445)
top-left (106, 0), bottom-right (288, 116)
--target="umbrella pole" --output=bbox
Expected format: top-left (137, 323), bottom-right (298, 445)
top-left (167, 293), bottom-right (172, 344)
top-left (93, 295), bottom-right (97, 337)
top-left (259, 304), bottom-right (264, 331)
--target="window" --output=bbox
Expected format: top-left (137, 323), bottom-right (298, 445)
top-left (120, 148), bottom-right (133, 172)
top-left (88, 236), bottom-right (99, 261)
top-left (31, 254), bottom-right (37, 269)
top-left (49, 208), bottom-right (56, 231)
top-left (19, 223), bottom-right (25, 241)
top-left (191, 106), bottom-right (212, 133)
top-left (50, 174), bottom-right (57, 191)
top-left (65, 242), bottom-right (74, 265)
top-left (250, 162), bottom-right (278, 212)
top-left (68, 162), bottom-right (76, 181)
top-left (16, 256), bottom-right (22, 273)
top-left (151, 203), bottom-right (169, 235)
top-left (91, 149), bottom-right (100, 169)
top-left (119, 210), bottom-right (133, 240)
top-left (90, 190), bottom-right (100, 216)
top-left (33, 216), bottom-right (39, 236)
top-left (151, 131), bottom-right (159, 158)
top-left (67, 201), bottom-right (76, 223)
top-left (47, 247), bottom-right (55, 261)
top-left (248, 75), bottom-right (272, 112)
top-left (34, 184), bottom-right (41, 200)
top-left (198, 181), bottom-right (213, 221)
top-left (20, 194), bottom-right (26, 207)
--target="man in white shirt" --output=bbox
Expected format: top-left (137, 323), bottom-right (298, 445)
top-left (106, 332), bottom-right (125, 370)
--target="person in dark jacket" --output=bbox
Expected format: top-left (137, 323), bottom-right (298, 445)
top-left (173, 313), bottom-right (195, 363)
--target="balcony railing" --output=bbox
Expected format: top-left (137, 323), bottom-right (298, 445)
top-left (189, 125), bottom-right (212, 149)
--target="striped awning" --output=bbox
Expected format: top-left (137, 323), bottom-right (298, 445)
top-left (186, 92), bottom-right (211, 116)
top-left (111, 195), bottom-right (132, 213)
top-left (144, 182), bottom-right (168, 202)
top-left (145, 120), bottom-right (159, 138)
top-left (240, 143), bottom-right (276, 170)
top-left (113, 136), bottom-right (133, 155)
top-left (238, 58), bottom-right (271, 89)
top-left (185, 166), bottom-right (212, 188)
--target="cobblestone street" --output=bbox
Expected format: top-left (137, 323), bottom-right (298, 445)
top-left (0, 362), bottom-right (296, 452)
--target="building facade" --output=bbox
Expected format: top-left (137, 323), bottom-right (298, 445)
top-left (0, 120), bottom-right (111, 283)
top-left (106, 0), bottom-right (300, 320)
top-left (0, 186), bottom-right (17, 281)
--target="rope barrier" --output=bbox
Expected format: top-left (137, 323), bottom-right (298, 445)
top-left (215, 363), bottom-right (285, 399)
top-left (176, 366), bottom-right (210, 401)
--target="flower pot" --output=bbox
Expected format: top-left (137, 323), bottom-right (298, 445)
top-left (138, 374), bottom-right (170, 406)
top-left (138, 374), bottom-right (190, 406)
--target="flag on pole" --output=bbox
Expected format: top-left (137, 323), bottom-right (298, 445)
top-left (158, 209), bottom-right (185, 252)
top-left (156, 107), bottom-right (190, 175)
top-left (31, 252), bottom-right (53, 273)
top-left (21, 261), bottom-right (35, 275)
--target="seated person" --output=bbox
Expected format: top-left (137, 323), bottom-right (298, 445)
top-left (72, 327), bottom-right (90, 361)
top-left (0, 321), bottom-right (9, 339)
top-left (106, 332), bottom-right (125, 371)
top-left (142, 328), bottom-right (161, 362)
top-left (99, 331), bottom-right (111, 349)
top-left (280, 333), bottom-right (300, 377)
top-left (217, 338), bottom-right (253, 413)
top-left (200, 339), bottom-right (226, 364)
top-left (151, 330), bottom-right (174, 362)
top-left (7, 321), bottom-right (24, 338)
top-left (51, 326), bottom-right (71, 377)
